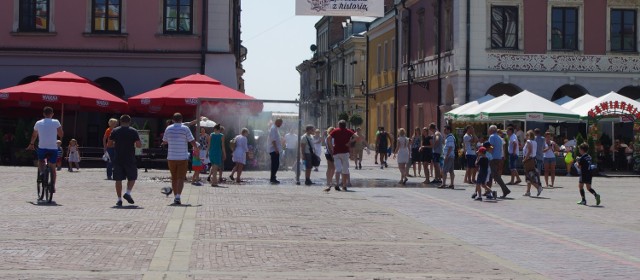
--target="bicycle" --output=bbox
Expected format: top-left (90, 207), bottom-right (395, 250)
top-left (36, 153), bottom-right (54, 203)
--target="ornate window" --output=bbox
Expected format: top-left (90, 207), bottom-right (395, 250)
top-left (92, 0), bottom-right (121, 33)
top-left (610, 9), bottom-right (637, 52)
top-left (19, 0), bottom-right (49, 32)
top-left (163, 0), bottom-right (193, 34)
top-left (491, 6), bottom-right (519, 49)
top-left (551, 7), bottom-right (578, 50)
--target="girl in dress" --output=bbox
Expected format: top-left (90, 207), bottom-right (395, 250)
top-left (394, 128), bottom-right (410, 185)
top-left (410, 127), bottom-right (422, 177)
top-left (67, 139), bottom-right (81, 171)
top-left (232, 128), bottom-right (250, 183)
top-left (208, 124), bottom-right (225, 186)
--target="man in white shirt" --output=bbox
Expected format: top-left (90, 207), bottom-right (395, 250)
top-left (268, 119), bottom-right (283, 184)
top-left (284, 129), bottom-right (298, 170)
top-left (507, 126), bottom-right (522, 185)
top-left (28, 107), bottom-right (63, 192)
top-left (463, 126), bottom-right (477, 185)
top-left (162, 112), bottom-right (198, 205)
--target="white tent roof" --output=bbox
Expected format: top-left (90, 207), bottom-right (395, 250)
top-left (561, 94), bottom-right (597, 111)
top-left (454, 94), bottom-right (512, 121)
top-left (572, 91), bottom-right (640, 119)
top-left (554, 96), bottom-right (573, 105)
top-left (445, 95), bottom-right (494, 118)
top-left (479, 90), bottom-right (581, 122)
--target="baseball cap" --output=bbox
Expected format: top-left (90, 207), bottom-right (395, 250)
top-left (478, 147), bottom-right (487, 154)
top-left (483, 141), bottom-right (493, 149)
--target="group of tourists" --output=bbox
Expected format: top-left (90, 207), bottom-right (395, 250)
top-left (26, 106), bottom-right (602, 207)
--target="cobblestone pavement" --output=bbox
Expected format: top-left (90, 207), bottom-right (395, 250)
top-left (0, 155), bottom-right (638, 279)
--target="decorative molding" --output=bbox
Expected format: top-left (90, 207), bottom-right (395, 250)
top-left (488, 53), bottom-right (640, 73)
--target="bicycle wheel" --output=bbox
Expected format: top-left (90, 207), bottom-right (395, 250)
top-left (37, 169), bottom-right (45, 201)
top-left (42, 167), bottom-right (54, 203)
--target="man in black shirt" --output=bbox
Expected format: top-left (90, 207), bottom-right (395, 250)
top-left (109, 115), bottom-right (142, 207)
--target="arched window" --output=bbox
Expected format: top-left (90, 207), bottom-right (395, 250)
top-left (551, 84), bottom-right (588, 101)
top-left (161, 78), bottom-right (179, 87)
top-left (94, 77), bottom-right (125, 99)
top-left (618, 86), bottom-right (640, 100)
top-left (18, 75), bottom-right (40, 85)
top-left (485, 83), bottom-right (522, 97)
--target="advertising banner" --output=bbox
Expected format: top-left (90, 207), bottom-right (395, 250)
top-left (296, 0), bottom-right (384, 17)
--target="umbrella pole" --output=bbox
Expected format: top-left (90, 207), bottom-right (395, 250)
top-left (74, 110), bottom-right (78, 139)
top-left (60, 103), bottom-right (64, 132)
top-left (295, 100), bottom-right (301, 185)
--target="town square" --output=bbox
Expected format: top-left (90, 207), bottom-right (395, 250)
top-left (1, 0), bottom-right (640, 279)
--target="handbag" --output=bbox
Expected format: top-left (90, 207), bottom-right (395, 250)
top-left (306, 136), bottom-right (321, 167)
top-left (102, 151), bottom-right (110, 162)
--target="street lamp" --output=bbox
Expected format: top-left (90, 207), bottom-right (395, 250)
top-left (361, 79), bottom-right (374, 144)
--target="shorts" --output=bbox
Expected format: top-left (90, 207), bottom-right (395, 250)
top-left (543, 157), bottom-right (556, 165)
top-left (303, 153), bottom-right (313, 169)
top-left (411, 148), bottom-right (421, 161)
top-left (509, 154), bottom-right (519, 170)
top-left (476, 172), bottom-right (488, 184)
top-left (37, 148), bottom-right (58, 164)
top-left (113, 161), bottom-right (138, 181)
top-left (443, 158), bottom-right (454, 173)
top-left (432, 153), bottom-right (441, 165)
top-left (579, 174), bottom-right (592, 184)
top-left (377, 147), bottom-right (387, 154)
top-left (192, 164), bottom-right (203, 171)
top-left (421, 150), bottom-right (432, 163)
top-left (168, 160), bottom-right (188, 180)
top-left (324, 153), bottom-right (334, 162)
top-left (333, 153), bottom-right (350, 175)
top-left (466, 155), bottom-right (477, 168)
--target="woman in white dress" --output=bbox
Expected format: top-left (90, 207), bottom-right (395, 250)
top-left (394, 128), bottom-right (410, 185)
top-left (232, 128), bottom-right (250, 183)
top-left (313, 129), bottom-right (323, 171)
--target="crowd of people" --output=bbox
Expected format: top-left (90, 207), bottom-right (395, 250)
top-left (26, 106), bottom-right (603, 207)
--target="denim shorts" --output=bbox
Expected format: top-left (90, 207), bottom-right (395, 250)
top-left (37, 148), bottom-right (58, 164)
top-left (543, 157), bottom-right (556, 165)
top-left (509, 154), bottom-right (518, 170)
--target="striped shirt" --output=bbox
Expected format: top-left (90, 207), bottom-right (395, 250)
top-left (163, 123), bottom-right (195, 160)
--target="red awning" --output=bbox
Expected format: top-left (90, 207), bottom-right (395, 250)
top-left (0, 71), bottom-right (127, 112)
top-left (128, 73), bottom-right (262, 116)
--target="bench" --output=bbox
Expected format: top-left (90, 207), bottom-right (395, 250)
top-left (78, 147), bottom-right (107, 167)
top-left (140, 148), bottom-right (168, 172)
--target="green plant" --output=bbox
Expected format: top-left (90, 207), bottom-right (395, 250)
top-left (575, 133), bottom-right (584, 146)
top-left (587, 135), bottom-right (597, 164)
top-left (338, 112), bottom-right (350, 122)
top-left (349, 114), bottom-right (363, 127)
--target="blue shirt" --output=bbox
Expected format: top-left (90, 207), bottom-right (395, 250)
top-left (488, 133), bottom-right (503, 159)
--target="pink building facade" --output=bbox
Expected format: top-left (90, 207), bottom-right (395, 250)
top-left (0, 0), bottom-right (245, 98)
top-left (0, 0), bottom-right (245, 147)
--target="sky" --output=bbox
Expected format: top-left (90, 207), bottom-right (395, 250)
top-left (241, 1), bottom-right (320, 112)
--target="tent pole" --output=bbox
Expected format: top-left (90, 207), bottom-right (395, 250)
top-left (73, 110), bottom-right (77, 138)
top-left (612, 121), bottom-right (615, 163)
top-left (60, 103), bottom-right (64, 133)
top-left (295, 99), bottom-right (301, 185)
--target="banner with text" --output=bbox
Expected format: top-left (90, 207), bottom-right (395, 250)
top-left (296, 0), bottom-right (384, 17)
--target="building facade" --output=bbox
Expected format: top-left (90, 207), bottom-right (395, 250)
top-left (0, 0), bottom-right (245, 146)
top-left (0, 0), bottom-right (245, 97)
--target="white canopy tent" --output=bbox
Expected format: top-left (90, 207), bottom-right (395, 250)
top-left (571, 91), bottom-right (640, 120)
top-left (477, 90), bottom-right (581, 122)
top-left (444, 95), bottom-right (494, 119)
top-left (452, 94), bottom-right (512, 121)
top-left (561, 94), bottom-right (597, 111)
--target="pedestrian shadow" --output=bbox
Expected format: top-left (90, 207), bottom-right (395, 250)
top-left (482, 200), bottom-right (498, 203)
top-left (167, 204), bottom-right (203, 207)
top-left (27, 201), bottom-right (62, 206)
top-left (208, 185), bottom-right (229, 188)
top-left (529, 196), bottom-right (551, 200)
top-left (111, 205), bottom-right (144, 209)
top-left (589, 205), bottom-right (605, 208)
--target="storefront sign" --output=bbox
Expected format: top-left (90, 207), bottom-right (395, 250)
top-left (588, 100), bottom-right (640, 119)
top-left (296, 0), bottom-right (384, 17)
top-left (526, 113), bottom-right (544, 121)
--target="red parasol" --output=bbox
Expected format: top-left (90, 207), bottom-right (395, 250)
top-left (128, 73), bottom-right (262, 117)
top-left (0, 71), bottom-right (127, 112)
